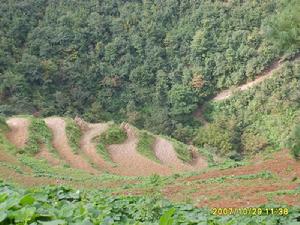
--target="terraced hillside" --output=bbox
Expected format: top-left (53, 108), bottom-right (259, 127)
top-left (2, 116), bottom-right (207, 177)
top-left (0, 116), bottom-right (300, 208)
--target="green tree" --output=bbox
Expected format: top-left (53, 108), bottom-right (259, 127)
top-left (265, 0), bottom-right (300, 51)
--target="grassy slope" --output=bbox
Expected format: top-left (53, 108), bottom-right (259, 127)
top-left (136, 130), bottom-right (160, 163)
top-left (24, 117), bottom-right (56, 155)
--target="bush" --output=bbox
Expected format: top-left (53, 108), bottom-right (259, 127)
top-left (241, 132), bottom-right (269, 154)
top-left (194, 124), bottom-right (236, 156)
top-left (100, 125), bottom-right (127, 145)
top-left (96, 124), bottom-right (127, 162)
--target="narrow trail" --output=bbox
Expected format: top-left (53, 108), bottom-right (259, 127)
top-left (80, 123), bottom-right (112, 172)
top-left (6, 118), bottom-right (30, 148)
top-left (194, 55), bottom-right (300, 122)
top-left (153, 137), bottom-right (206, 171)
top-left (36, 144), bottom-right (61, 166)
top-left (107, 125), bottom-right (172, 176)
top-left (44, 117), bottom-right (97, 174)
top-left (213, 56), bottom-right (300, 101)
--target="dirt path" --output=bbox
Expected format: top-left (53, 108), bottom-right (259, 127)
top-left (213, 56), bottom-right (300, 101)
top-left (107, 125), bottom-right (172, 176)
top-left (44, 117), bottom-right (97, 174)
top-left (80, 123), bottom-right (112, 172)
top-left (154, 137), bottom-right (205, 171)
top-left (6, 117), bottom-right (30, 148)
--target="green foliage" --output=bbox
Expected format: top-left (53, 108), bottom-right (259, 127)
top-left (197, 61), bottom-right (300, 156)
top-left (100, 125), bottom-right (127, 146)
top-left (0, 0), bottom-right (282, 140)
top-left (290, 124), bottom-right (300, 160)
top-left (65, 119), bottom-right (81, 154)
top-left (1, 183), bottom-right (300, 224)
top-left (0, 116), bottom-right (8, 132)
top-left (265, 0), bottom-right (300, 52)
top-left (137, 131), bottom-right (159, 162)
top-left (96, 125), bottom-right (127, 162)
top-left (96, 142), bottom-right (112, 163)
top-left (194, 115), bottom-right (241, 156)
top-left (168, 84), bottom-right (198, 116)
top-left (24, 118), bottom-right (54, 155)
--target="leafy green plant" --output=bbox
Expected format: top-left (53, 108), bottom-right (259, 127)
top-left (0, 183), bottom-right (299, 224)
top-left (137, 131), bottom-right (159, 162)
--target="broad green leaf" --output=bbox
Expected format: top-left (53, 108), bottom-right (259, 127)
top-left (0, 211), bottom-right (7, 222)
top-left (159, 208), bottom-right (175, 225)
top-left (13, 207), bottom-right (36, 223)
top-left (38, 219), bottom-right (66, 225)
top-left (20, 194), bottom-right (35, 206)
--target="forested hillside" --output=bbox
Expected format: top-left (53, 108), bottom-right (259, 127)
top-left (0, 0), bottom-right (299, 156)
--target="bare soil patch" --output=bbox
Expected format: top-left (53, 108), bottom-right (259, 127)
top-left (6, 117), bottom-right (30, 148)
top-left (107, 125), bottom-right (172, 176)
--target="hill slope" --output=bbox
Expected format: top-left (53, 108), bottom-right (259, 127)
top-left (1, 116), bottom-right (207, 176)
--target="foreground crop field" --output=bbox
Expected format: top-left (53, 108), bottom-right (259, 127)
top-left (1, 182), bottom-right (300, 224)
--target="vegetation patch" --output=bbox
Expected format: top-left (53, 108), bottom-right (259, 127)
top-left (137, 131), bottom-right (159, 163)
top-left (96, 124), bottom-right (127, 162)
top-left (193, 171), bottom-right (275, 185)
top-left (0, 162), bottom-right (23, 174)
top-left (23, 118), bottom-right (54, 155)
top-left (0, 116), bottom-right (17, 154)
top-left (65, 118), bottom-right (81, 154)
top-left (100, 124), bottom-right (127, 145)
top-left (0, 116), bottom-right (8, 132)
top-left (1, 183), bottom-right (299, 224)
top-left (289, 124), bottom-right (300, 160)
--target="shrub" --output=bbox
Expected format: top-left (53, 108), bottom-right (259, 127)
top-left (241, 132), bottom-right (269, 154)
top-left (96, 124), bottom-right (127, 162)
top-left (100, 125), bottom-right (127, 145)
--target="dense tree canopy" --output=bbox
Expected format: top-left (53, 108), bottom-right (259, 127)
top-left (0, 0), bottom-right (299, 146)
